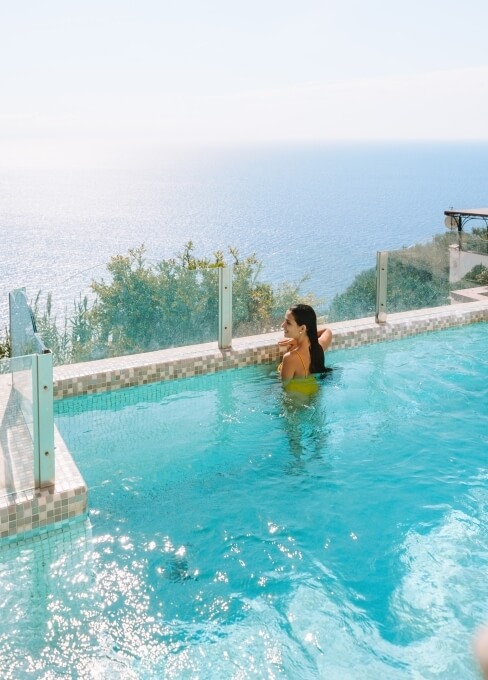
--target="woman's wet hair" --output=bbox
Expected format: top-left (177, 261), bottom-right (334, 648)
top-left (289, 304), bottom-right (326, 374)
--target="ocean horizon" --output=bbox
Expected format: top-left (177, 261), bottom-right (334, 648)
top-left (2, 140), bottom-right (488, 328)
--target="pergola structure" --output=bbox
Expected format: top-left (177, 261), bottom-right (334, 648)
top-left (444, 208), bottom-right (488, 232)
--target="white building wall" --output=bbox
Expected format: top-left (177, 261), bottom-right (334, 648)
top-left (449, 244), bottom-right (488, 283)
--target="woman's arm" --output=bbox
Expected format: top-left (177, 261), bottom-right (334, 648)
top-left (318, 328), bottom-right (333, 352)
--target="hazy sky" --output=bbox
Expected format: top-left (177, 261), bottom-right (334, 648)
top-left (2, 0), bottom-right (488, 166)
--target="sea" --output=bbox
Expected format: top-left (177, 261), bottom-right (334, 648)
top-left (1, 141), bottom-right (488, 328)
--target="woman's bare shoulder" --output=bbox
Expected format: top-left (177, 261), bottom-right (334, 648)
top-left (282, 350), bottom-right (300, 365)
top-left (280, 350), bottom-right (301, 379)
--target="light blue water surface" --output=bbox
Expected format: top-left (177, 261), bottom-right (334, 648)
top-left (2, 141), bottom-right (488, 325)
top-left (1, 324), bottom-right (488, 678)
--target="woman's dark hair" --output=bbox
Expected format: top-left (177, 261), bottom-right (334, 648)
top-left (289, 303), bottom-right (325, 373)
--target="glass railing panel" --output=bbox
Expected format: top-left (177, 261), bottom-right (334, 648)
top-left (165, 266), bottom-right (219, 348)
top-left (232, 255), bottom-right (385, 335)
top-left (459, 232), bottom-right (488, 255)
top-left (11, 354), bottom-right (34, 441)
top-left (6, 263), bottom-right (115, 366)
top-left (232, 262), bottom-right (279, 337)
top-left (0, 355), bottom-right (35, 497)
top-left (33, 265), bottom-right (220, 364)
top-left (449, 233), bottom-right (488, 302)
top-left (449, 234), bottom-right (488, 298)
top-left (385, 232), bottom-right (488, 313)
top-left (0, 356), bottom-right (10, 376)
top-left (325, 256), bottom-right (378, 323)
top-left (9, 288), bottom-right (47, 356)
top-left (231, 262), bottom-right (330, 337)
top-left (385, 238), bottom-right (452, 314)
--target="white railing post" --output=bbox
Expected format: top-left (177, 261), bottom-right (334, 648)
top-left (33, 351), bottom-right (55, 487)
top-left (219, 266), bottom-right (233, 349)
top-left (375, 251), bottom-right (388, 323)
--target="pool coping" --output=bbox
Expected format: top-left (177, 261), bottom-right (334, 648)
top-left (53, 299), bottom-right (488, 399)
top-left (0, 426), bottom-right (87, 544)
top-left (3, 299), bottom-right (488, 545)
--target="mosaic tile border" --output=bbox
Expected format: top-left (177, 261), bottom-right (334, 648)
top-left (53, 300), bottom-right (488, 399)
top-left (0, 516), bottom-right (91, 557)
top-left (0, 427), bottom-right (87, 544)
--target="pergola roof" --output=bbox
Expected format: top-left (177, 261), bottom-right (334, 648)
top-left (444, 208), bottom-right (488, 218)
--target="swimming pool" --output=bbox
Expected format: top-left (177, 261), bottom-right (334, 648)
top-left (1, 323), bottom-right (488, 678)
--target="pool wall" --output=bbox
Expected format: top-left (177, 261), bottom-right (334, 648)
top-left (53, 299), bottom-right (488, 399)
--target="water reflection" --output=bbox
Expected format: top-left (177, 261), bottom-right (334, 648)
top-left (278, 370), bottom-right (337, 475)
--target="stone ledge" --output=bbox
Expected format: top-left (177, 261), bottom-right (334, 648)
top-left (450, 285), bottom-right (488, 303)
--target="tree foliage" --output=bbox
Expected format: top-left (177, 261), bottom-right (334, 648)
top-left (471, 225), bottom-right (488, 239)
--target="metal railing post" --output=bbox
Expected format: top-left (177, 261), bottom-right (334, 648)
top-left (375, 251), bottom-right (388, 323)
top-left (218, 266), bottom-right (233, 349)
top-left (33, 351), bottom-right (55, 487)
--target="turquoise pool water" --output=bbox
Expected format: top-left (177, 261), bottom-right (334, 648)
top-left (1, 323), bottom-right (488, 678)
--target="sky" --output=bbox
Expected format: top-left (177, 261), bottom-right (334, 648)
top-left (1, 0), bottom-right (488, 167)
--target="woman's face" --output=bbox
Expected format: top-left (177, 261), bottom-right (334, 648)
top-left (281, 310), bottom-right (304, 339)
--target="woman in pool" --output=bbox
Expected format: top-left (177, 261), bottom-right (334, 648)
top-left (278, 304), bottom-right (333, 392)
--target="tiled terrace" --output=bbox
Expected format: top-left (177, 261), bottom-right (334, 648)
top-left (1, 298), bottom-right (488, 544)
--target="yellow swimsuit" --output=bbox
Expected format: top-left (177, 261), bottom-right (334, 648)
top-left (279, 350), bottom-right (320, 396)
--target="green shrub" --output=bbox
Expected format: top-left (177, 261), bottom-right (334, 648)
top-left (32, 242), bottom-right (318, 365)
top-left (462, 264), bottom-right (488, 286)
